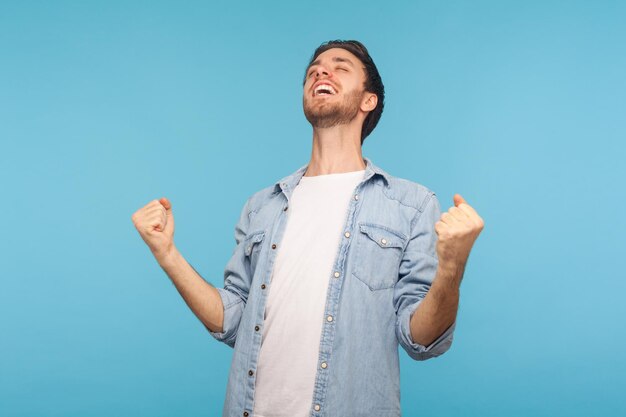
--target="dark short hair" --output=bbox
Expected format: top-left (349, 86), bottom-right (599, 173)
top-left (303, 40), bottom-right (385, 144)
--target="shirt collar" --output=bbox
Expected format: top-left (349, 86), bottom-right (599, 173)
top-left (273, 156), bottom-right (391, 195)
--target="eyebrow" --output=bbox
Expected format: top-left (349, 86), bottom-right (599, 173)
top-left (308, 56), bottom-right (355, 70)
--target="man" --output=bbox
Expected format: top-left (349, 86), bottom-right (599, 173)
top-left (132, 40), bottom-right (484, 417)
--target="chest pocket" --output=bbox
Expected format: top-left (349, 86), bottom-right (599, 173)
top-left (244, 231), bottom-right (265, 277)
top-left (353, 222), bottom-right (407, 291)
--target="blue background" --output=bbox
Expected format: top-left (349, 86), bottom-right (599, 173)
top-left (1, 1), bottom-right (625, 416)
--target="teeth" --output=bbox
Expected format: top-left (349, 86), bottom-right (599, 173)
top-left (314, 84), bottom-right (336, 95)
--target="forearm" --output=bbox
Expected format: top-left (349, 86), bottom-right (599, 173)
top-left (156, 247), bottom-right (225, 333)
top-left (409, 262), bottom-right (463, 346)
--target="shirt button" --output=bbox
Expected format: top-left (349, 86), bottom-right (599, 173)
top-left (271, 244), bottom-right (277, 249)
top-left (321, 362), bottom-right (327, 369)
top-left (243, 412), bottom-right (249, 417)
top-left (354, 194), bottom-right (359, 200)
top-left (248, 370), bottom-right (254, 376)
top-left (261, 284), bottom-right (266, 289)
top-left (344, 231), bottom-right (350, 238)
top-left (283, 206), bottom-right (288, 211)
top-left (314, 404), bottom-right (321, 411)
top-left (381, 238), bottom-right (387, 245)
top-left (333, 271), bottom-right (340, 278)
top-left (327, 315), bottom-right (333, 322)
top-left (255, 325), bottom-right (260, 331)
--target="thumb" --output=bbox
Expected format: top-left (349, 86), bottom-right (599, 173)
top-left (453, 193), bottom-right (467, 207)
top-left (160, 197), bottom-right (172, 213)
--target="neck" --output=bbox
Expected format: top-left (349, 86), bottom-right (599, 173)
top-left (305, 122), bottom-right (365, 176)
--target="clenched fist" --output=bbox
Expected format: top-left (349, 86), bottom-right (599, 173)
top-left (131, 197), bottom-right (175, 260)
top-left (435, 194), bottom-right (484, 273)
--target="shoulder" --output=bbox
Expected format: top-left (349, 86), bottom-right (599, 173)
top-left (241, 184), bottom-right (276, 215)
top-left (241, 161), bottom-right (308, 214)
top-left (380, 169), bottom-right (438, 213)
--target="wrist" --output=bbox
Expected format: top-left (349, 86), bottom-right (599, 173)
top-left (436, 260), bottom-right (466, 284)
top-left (154, 245), bottom-right (179, 269)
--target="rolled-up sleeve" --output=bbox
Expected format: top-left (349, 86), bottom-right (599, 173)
top-left (208, 198), bottom-right (252, 348)
top-left (393, 191), bottom-right (456, 361)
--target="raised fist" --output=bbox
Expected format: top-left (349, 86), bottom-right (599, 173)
top-left (434, 194), bottom-right (484, 271)
top-left (131, 197), bottom-right (175, 259)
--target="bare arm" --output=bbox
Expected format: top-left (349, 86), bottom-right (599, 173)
top-left (131, 197), bottom-right (225, 333)
top-left (157, 248), bottom-right (225, 333)
top-left (410, 193), bottom-right (483, 347)
top-left (410, 263), bottom-right (462, 346)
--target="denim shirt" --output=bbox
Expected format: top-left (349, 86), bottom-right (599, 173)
top-left (209, 156), bottom-right (456, 417)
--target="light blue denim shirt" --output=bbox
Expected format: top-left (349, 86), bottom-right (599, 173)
top-left (209, 156), bottom-right (456, 417)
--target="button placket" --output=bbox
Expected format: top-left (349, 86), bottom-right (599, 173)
top-left (308, 183), bottom-right (365, 413)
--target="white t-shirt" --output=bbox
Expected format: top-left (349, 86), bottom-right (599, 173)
top-left (252, 169), bottom-right (366, 417)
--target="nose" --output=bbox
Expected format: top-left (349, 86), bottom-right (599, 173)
top-left (315, 66), bottom-right (332, 79)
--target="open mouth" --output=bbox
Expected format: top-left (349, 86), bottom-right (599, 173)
top-left (313, 83), bottom-right (337, 97)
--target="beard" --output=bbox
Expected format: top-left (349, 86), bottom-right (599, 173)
top-left (303, 89), bottom-right (363, 129)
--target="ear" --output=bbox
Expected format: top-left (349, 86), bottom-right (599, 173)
top-left (361, 93), bottom-right (378, 112)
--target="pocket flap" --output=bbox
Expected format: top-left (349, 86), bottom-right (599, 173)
top-left (244, 231), bottom-right (265, 255)
top-left (358, 223), bottom-right (406, 249)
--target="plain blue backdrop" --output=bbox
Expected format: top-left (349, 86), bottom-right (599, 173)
top-left (1, 1), bottom-right (625, 416)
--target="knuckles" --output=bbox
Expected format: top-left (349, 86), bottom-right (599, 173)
top-left (131, 199), bottom-right (163, 224)
top-left (437, 224), bottom-right (480, 241)
top-left (132, 200), bottom-right (170, 242)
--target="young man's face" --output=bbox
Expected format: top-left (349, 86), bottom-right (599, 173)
top-left (302, 47), bottom-right (373, 130)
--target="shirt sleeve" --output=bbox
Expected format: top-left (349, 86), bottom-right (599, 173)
top-left (393, 191), bottom-right (456, 361)
top-left (208, 197), bottom-right (252, 348)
